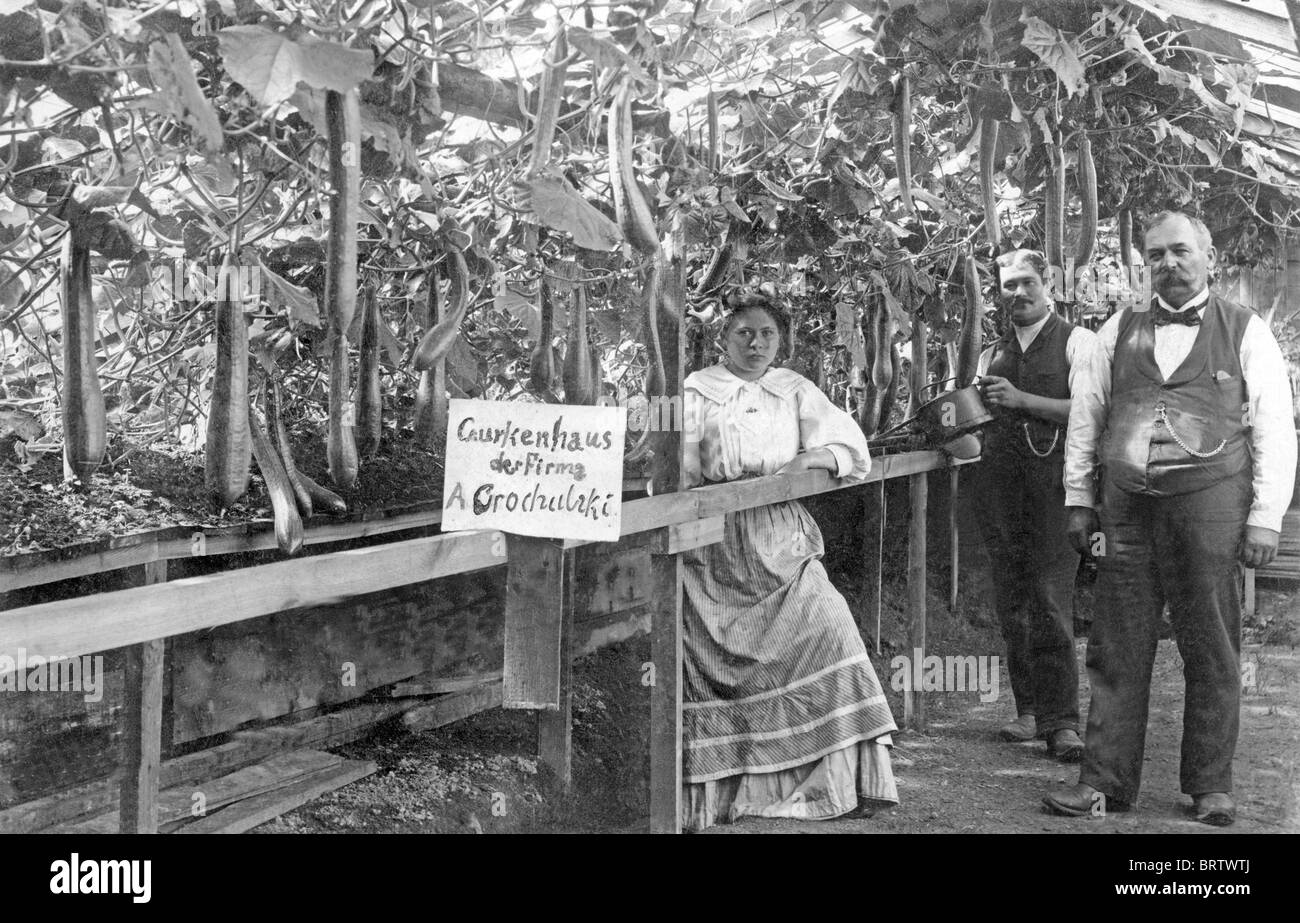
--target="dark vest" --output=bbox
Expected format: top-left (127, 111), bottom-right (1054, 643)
top-left (1101, 294), bottom-right (1252, 497)
top-left (984, 310), bottom-right (1074, 460)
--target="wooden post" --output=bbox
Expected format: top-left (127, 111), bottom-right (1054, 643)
top-left (646, 219), bottom-right (688, 831)
top-left (949, 467), bottom-right (959, 612)
top-left (905, 319), bottom-right (928, 730)
top-left (649, 551), bottom-right (683, 833)
top-left (119, 559), bottom-right (167, 833)
top-left (503, 535), bottom-right (567, 710)
top-left (537, 549), bottom-right (576, 792)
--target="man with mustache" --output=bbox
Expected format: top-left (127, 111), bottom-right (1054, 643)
top-left (1044, 211), bottom-right (1296, 825)
top-left (973, 249), bottom-right (1099, 761)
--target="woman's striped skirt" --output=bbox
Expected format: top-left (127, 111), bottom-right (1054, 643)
top-left (681, 499), bottom-right (899, 830)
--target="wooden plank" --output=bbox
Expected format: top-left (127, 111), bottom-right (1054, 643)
top-left (502, 535), bottom-right (566, 710)
top-left (1, 507), bottom-right (444, 595)
top-left (537, 549), bottom-right (576, 791)
top-left (119, 560), bottom-right (167, 834)
top-left (170, 571), bottom-right (503, 742)
top-left (57, 750), bottom-right (343, 833)
top-left (403, 682), bottom-right (503, 733)
top-left (175, 759), bottom-right (377, 834)
top-left (1145, 0), bottom-right (1298, 55)
top-left (391, 670), bottom-right (502, 698)
top-left (649, 516), bottom-right (725, 555)
top-left (648, 552), bottom-right (683, 834)
top-left (0, 530), bottom-right (502, 664)
top-left (0, 698), bottom-right (414, 834)
top-left (1244, 565), bottom-right (1257, 618)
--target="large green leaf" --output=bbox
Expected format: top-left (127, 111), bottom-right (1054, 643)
top-left (258, 259), bottom-right (320, 328)
top-left (217, 26), bottom-right (374, 107)
top-left (1019, 11), bottom-right (1087, 98)
top-left (517, 169), bottom-right (623, 251)
top-left (140, 33), bottom-right (223, 155)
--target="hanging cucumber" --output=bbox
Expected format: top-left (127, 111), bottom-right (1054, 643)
top-left (413, 260), bottom-right (448, 449)
top-left (1075, 131), bottom-right (1097, 267)
top-left (563, 279), bottom-right (598, 405)
top-left (979, 117), bottom-right (1001, 251)
top-left (324, 87), bottom-right (361, 489)
top-left (327, 329), bottom-right (358, 489)
top-left (530, 269), bottom-right (559, 396)
top-left (871, 295), bottom-right (897, 432)
top-left (1119, 207), bottom-right (1133, 272)
top-left (1043, 135), bottom-right (1065, 281)
top-left (356, 285), bottom-right (382, 460)
top-left (267, 377), bottom-right (312, 518)
top-left (250, 401), bottom-right (304, 556)
top-left (324, 88), bottom-right (360, 335)
top-left (205, 251), bottom-right (250, 508)
top-left (892, 70), bottom-right (915, 216)
top-left (411, 248), bottom-right (471, 371)
top-left (59, 228), bottom-right (106, 484)
top-left (527, 26), bottom-right (569, 176)
top-left (956, 250), bottom-right (984, 388)
top-left (608, 80), bottom-right (660, 255)
top-left (859, 299), bottom-right (882, 435)
top-left (297, 469), bottom-right (348, 517)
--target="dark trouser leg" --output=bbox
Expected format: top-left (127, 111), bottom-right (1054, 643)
top-left (1026, 457), bottom-right (1080, 735)
top-left (1080, 481), bottom-right (1165, 804)
top-left (1156, 474), bottom-right (1249, 796)
top-left (975, 453), bottom-right (1036, 718)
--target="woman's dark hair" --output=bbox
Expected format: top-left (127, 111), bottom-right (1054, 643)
top-left (719, 288), bottom-right (793, 363)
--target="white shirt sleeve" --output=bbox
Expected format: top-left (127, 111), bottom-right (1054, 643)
top-left (1240, 315), bottom-right (1298, 532)
top-left (1065, 325), bottom-right (1100, 405)
top-left (796, 379), bottom-right (872, 482)
top-left (1063, 312), bottom-right (1121, 508)
top-left (683, 388), bottom-right (703, 488)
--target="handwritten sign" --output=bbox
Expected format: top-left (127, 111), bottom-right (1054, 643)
top-left (442, 399), bottom-right (626, 541)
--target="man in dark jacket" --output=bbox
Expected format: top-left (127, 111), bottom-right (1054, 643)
top-left (1044, 211), bottom-right (1297, 826)
top-left (974, 249), bottom-right (1098, 761)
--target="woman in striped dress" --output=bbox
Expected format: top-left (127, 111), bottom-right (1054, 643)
top-left (681, 290), bottom-right (899, 831)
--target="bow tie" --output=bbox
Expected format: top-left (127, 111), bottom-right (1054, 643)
top-left (1152, 304), bottom-right (1201, 327)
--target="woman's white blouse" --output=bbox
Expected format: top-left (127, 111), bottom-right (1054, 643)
top-left (683, 364), bottom-right (872, 488)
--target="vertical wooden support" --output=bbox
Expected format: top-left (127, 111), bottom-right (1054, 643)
top-left (949, 466), bottom-right (959, 612)
top-left (649, 551), bottom-right (683, 834)
top-left (905, 319), bottom-right (928, 730)
top-left (503, 535), bottom-right (567, 710)
top-left (649, 217), bottom-right (688, 831)
top-left (905, 472), bottom-right (928, 730)
top-left (119, 559), bottom-right (166, 833)
top-left (537, 549), bottom-right (576, 792)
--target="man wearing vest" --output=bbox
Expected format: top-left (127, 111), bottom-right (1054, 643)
top-left (974, 249), bottom-right (1099, 762)
top-left (1044, 211), bottom-right (1297, 826)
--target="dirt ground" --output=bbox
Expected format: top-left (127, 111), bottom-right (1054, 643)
top-left (257, 488), bottom-right (1300, 835)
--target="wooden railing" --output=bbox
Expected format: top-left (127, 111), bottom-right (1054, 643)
top-left (0, 449), bottom-right (972, 833)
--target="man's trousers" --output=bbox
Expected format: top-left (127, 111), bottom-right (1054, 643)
top-left (1080, 470), bottom-right (1250, 803)
top-left (975, 449), bottom-right (1081, 735)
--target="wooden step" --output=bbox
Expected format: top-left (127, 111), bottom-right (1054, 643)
top-left (46, 750), bottom-right (344, 833)
top-left (175, 759), bottom-right (376, 834)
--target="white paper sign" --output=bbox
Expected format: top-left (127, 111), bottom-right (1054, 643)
top-left (441, 399), bottom-right (627, 541)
